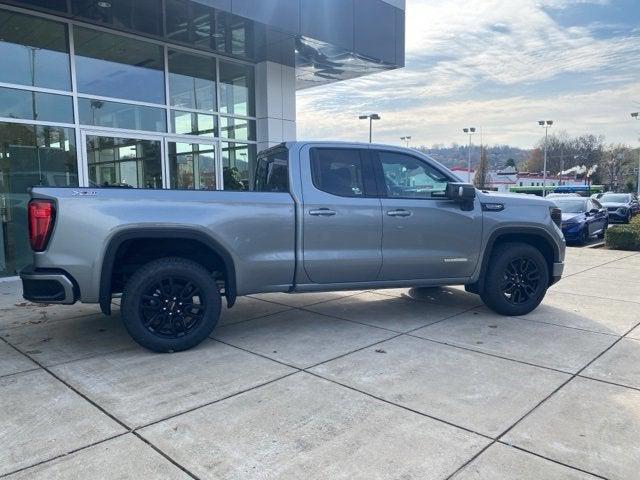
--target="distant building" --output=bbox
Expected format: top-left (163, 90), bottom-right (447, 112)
top-left (452, 167), bottom-right (585, 192)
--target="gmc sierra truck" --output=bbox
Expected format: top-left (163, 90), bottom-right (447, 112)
top-left (21, 142), bottom-right (565, 352)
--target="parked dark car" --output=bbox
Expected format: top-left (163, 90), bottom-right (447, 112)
top-left (553, 197), bottom-right (609, 244)
top-left (599, 193), bottom-right (639, 223)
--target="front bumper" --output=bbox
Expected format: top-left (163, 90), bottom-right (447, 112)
top-left (561, 223), bottom-right (583, 241)
top-left (551, 261), bottom-right (564, 285)
top-left (607, 210), bottom-right (629, 222)
top-left (20, 265), bottom-right (77, 305)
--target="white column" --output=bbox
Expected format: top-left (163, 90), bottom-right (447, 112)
top-left (255, 61), bottom-right (297, 152)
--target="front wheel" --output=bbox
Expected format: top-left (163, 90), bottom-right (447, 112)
top-left (121, 257), bottom-right (221, 352)
top-left (597, 222), bottom-right (607, 239)
top-left (481, 243), bottom-right (549, 316)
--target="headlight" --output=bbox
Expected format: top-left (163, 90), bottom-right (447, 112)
top-left (618, 207), bottom-right (628, 214)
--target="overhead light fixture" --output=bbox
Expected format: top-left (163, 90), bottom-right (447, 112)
top-left (97, 2), bottom-right (112, 8)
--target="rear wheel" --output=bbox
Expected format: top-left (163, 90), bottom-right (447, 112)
top-left (121, 257), bottom-right (221, 352)
top-left (481, 243), bottom-right (549, 316)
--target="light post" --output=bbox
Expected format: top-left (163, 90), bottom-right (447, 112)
top-left (400, 136), bottom-right (412, 148)
top-left (463, 128), bottom-right (476, 183)
top-left (632, 113), bottom-right (640, 196)
top-left (359, 114), bottom-right (381, 143)
top-left (538, 120), bottom-right (553, 196)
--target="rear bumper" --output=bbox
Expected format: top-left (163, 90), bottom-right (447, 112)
top-left (20, 265), bottom-right (77, 305)
top-left (551, 261), bottom-right (564, 285)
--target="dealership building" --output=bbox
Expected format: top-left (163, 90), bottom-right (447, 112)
top-left (0, 0), bottom-right (405, 276)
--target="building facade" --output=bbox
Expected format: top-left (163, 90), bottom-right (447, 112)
top-left (0, 0), bottom-right (405, 276)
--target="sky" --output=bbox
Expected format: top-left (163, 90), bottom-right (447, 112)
top-left (296, 0), bottom-right (640, 149)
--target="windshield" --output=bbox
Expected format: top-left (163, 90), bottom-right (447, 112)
top-left (600, 194), bottom-right (629, 203)
top-left (554, 199), bottom-right (587, 213)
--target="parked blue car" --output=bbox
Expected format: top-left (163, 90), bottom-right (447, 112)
top-left (553, 197), bottom-right (609, 244)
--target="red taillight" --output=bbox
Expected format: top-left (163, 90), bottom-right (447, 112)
top-left (28, 200), bottom-right (55, 252)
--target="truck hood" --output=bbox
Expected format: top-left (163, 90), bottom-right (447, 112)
top-left (477, 190), bottom-right (556, 208)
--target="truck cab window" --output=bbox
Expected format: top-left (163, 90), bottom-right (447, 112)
top-left (311, 149), bottom-right (365, 197)
top-left (376, 151), bottom-right (449, 199)
top-left (254, 149), bottom-right (289, 192)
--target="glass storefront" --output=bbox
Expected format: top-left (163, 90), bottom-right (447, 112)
top-left (0, 5), bottom-right (258, 277)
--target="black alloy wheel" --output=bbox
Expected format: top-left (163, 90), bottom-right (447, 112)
top-left (481, 242), bottom-right (549, 316)
top-left (500, 257), bottom-right (541, 305)
top-left (139, 277), bottom-right (206, 339)
top-left (122, 257), bottom-right (221, 352)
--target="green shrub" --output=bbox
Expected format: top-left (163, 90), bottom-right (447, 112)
top-left (606, 221), bottom-right (640, 251)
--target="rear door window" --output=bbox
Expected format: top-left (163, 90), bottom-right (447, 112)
top-left (311, 148), bottom-right (373, 197)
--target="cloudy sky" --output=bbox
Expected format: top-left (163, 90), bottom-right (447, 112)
top-left (296, 0), bottom-right (640, 149)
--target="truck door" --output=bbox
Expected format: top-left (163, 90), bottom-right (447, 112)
top-left (300, 146), bottom-right (382, 284)
top-left (372, 149), bottom-right (483, 280)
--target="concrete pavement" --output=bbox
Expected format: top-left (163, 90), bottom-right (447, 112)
top-left (1, 247), bottom-right (639, 479)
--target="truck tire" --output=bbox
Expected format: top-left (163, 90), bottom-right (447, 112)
top-left (121, 257), bottom-right (221, 352)
top-left (480, 242), bottom-right (549, 316)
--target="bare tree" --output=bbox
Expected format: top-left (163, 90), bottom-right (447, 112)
top-left (474, 146), bottom-right (489, 189)
top-left (601, 144), bottom-right (632, 191)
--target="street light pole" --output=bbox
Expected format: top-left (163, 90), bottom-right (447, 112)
top-left (359, 114), bottom-right (381, 143)
top-left (538, 120), bottom-right (554, 196)
top-left (400, 136), bottom-right (412, 148)
top-left (632, 113), bottom-right (640, 196)
top-left (463, 127), bottom-right (476, 183)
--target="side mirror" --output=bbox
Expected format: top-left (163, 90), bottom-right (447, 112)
top-left (446, 182), bottom-right (476, 202)
top-left (588, 208), bottom-right (599, 215)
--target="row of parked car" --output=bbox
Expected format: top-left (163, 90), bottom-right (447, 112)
top-left (548, 192), bottom-right (640, 244)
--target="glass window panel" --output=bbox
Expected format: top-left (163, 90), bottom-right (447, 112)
top-left (377, 151), bottom-right (449, 199)
top-left (86, 135), bottom-right (162, 188)
top-left (0, 122), bottom-right (77, 276)
top-left (171, 111), bottom-right (217, 137)
top-left (71, 0), bottom-right (163, 37)
top-left (168, 142), bottom-right (216, 190)
top-left (0, 87), bottom-right (74, 123)
top-left (168, 50), bottom-right (216, 111)
top-left (165, 1), bottom-right (252, 58)
top-left (79, 98), bottom-right (166, 132)
top-left (222, 141), bottom-right (256, 191)
top-left (254, 149), bottom-right (289, 193)
top-left (74, 27), bottom-right (165, 104)
top-left (219, 61), bottom-right (255, 117)
top-left (11, 0), bottom-right (68, 12)
top-left (220, 116), bottom-right (255, 141)
top-left (0, 10), bottom-right (71, 91)
top-left (311, 149), bottom-right (365, 197)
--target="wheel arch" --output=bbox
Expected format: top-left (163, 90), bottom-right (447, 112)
top-left (476, 227), bottom-right (561, 293)
top-left (99, 228), bottom-right (237, 315)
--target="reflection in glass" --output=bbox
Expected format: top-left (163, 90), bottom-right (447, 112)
top-left (222, 141), bottom-right (256, 191)
top-left (0, 10), bottom-right (71, 91)
top-left (0, 122), bottom-right (77, 275)
top-left (220, 116), bottom-right (255, 141)
top-left (78, 98), bottom-right (166, 132)
top-left (168, 142), bottom-right (216, 190)
top-left (165, 0), bottom-right (253, 58)
top-left (168, 50), bottom-right (216, 112)
top-left (86, 136), bottom-right (162, 188)
top-left (0, 87), bottom-right (74, 124)
top-left (171, 111), bottom-right (216, 137)
top-left (11, 0), bottom-right (68, 11)
top-left (74, 27), bottom-right (165, 104)
top-left (71, 0), bottom-right (163, 37)
top-left (219, 61), bottom-right (255, 117)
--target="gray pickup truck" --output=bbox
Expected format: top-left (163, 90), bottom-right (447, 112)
top-left (21, 142), bottom-right (565, 352)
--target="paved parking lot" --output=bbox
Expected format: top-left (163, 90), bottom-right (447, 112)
top-left (1, 246), bottom-right (639, 479)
